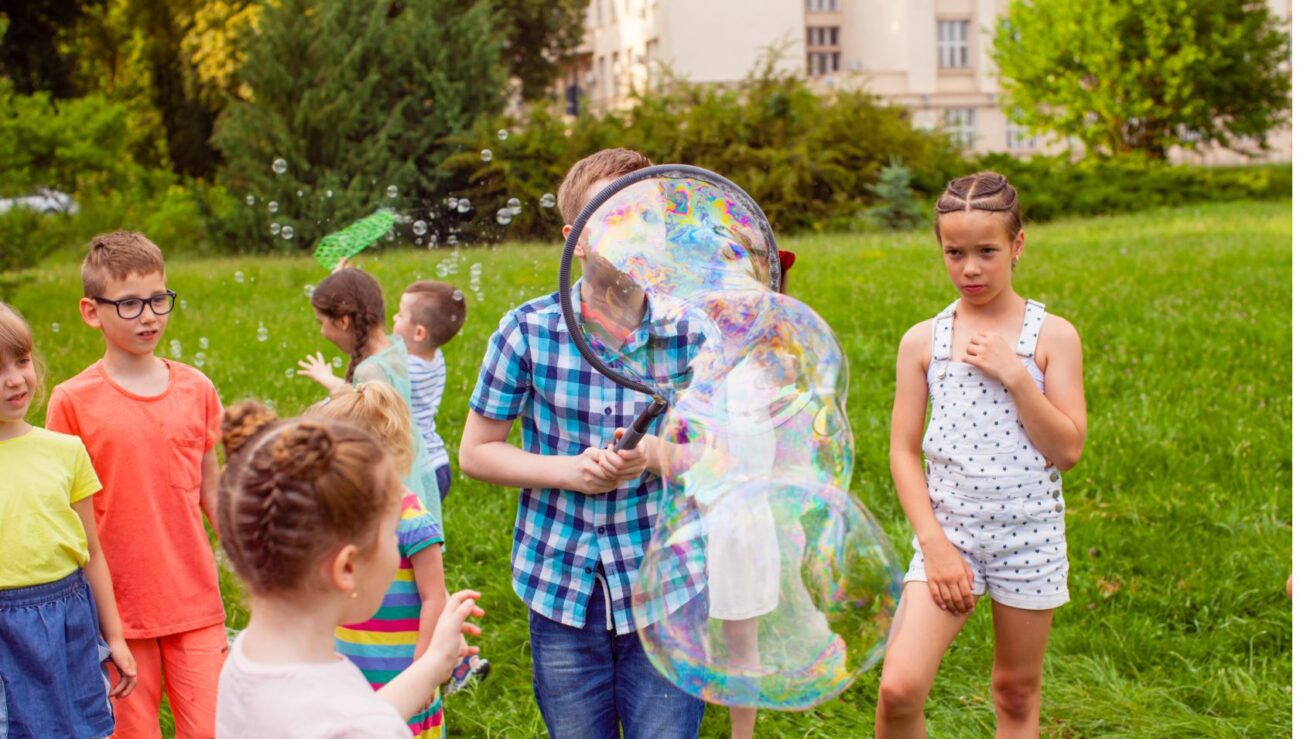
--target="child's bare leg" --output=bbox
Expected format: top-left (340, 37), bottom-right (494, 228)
top-left (876, 582), bottom-right (972, 739)
top-left (989, 601), bottom-right (1053, 739)
top-left (722, 617), bottom-right (760, 739)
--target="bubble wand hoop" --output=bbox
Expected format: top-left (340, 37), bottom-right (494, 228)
top-left (557, 164), bottom-right (781, 451)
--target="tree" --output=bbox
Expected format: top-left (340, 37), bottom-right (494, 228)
top-left (867, 160), bottom-right (925, 231)
top-left (0, 0), bottom-right (96, 98)
top-left (213, 0), bottom-right (507, 252)
top-left (992, 0), bottom-right (1291, 159)
top-left (492, 0), bottom-right (588, 100)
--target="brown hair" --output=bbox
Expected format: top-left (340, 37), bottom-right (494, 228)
top-left (310, 268), bottom-right (386, 382)
top-left (305, 382), bottom-right (414, 478)
top-left (218, 401), bottom-right (401, 594)
top-left (558, 148), bottom-right (654, 225)
top-left (81, 231), bottom-right (166, 297)
top-left (933, 172), bottom-right (1023, 242)
top-left (0, 303), bottom-right (45, 408)
top-left (402, 280), bottom-right (466, 349)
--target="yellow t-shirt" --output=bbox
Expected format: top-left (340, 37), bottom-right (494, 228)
top-left (0, 427), bottom-right (102, 589)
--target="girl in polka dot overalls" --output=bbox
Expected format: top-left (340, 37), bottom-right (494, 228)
top-left (876, 172), bottom-right (1088, 738)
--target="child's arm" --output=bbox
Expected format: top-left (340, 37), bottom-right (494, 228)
top-left (892, 323), bottom-right (976, 614)
top-left (410, 544), bottom-right (447, 660)
top-left (297, 351), bottom-right (351, 395)
top-left (72, 499), bottom-right (138, 698)
top-left (460, 410), bottom-right (621, 494)
top-left (199, 448), bottom-right (220, 532)
top-left (961, 317), bottom-right (1087, 470)
top-left (378, 590), bottom-right (483, 720)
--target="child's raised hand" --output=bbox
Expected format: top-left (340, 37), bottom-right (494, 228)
top-left (567, 447), bottom-right (620, 494)
top-left (105, 638), bottom-right (138, 699)
top-left (961, 332), bottom-right (1025, 388)
top-left (921, 540), bottom-right (977, 614)
top-left (423, 590), bottom-right (484, 685)
top-left (297, 351), bottom-right (345, 392)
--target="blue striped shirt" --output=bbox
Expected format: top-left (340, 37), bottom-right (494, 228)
top-left (408, 351), bottom-right (450, 470)
top-left (468, 285), bottom-right (702, 635)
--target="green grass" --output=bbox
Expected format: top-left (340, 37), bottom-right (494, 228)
top-left (7, 200), bottom-right (1290, 737)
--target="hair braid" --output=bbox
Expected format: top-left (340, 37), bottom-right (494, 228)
top-left (933, 171), bottom-right (1023, 241)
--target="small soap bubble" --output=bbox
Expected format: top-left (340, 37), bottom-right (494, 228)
top-left (303, 284), bottom-right (315, 299)
top-left (447, 197), bottom-right (459, 210)
top-left (415, 237), bottom-right (424, 246)
top-left (256, 322), bottom-right (269, 343)
top-left (326, 189), bottom-right (334, 198)
top-left (457, 199), bottom-right (471, 214)
top-left (284, 368), bottom-right (294, 379)
top-left (194, 352), bottom-right (207, 367)
top-left (281, 225), bottom-right (295, 239)
top-left (451, 289), bottom-right (464, 302)
top-left (448, 234), bottom-right (458, 245)
top-left (270, 222), bottom-right (281, 236)
top-left (268, 201), bottom-right (279, 214)
top-left (497, 129), bottom-right (508, 140)
top-left (413, 220), bottom-right (428, 236)
top-left (50, 322), bottom-right (60, 333)
top-left (296, 189), bottom-right (304, 198)
top-left (199, 337), bottom-right (209, 350)
top-left (272, 158), bottom-right (288, 175)
top-left (480, 149), bottom-right (493, 162)
top-left (386, 185), bottom-right (399, 199)
top-left (540, 192), bottom-right (557, 208)
top-left (179, 299), bottom-right (188, 311)
top-left (169, 339), bottom-right (183, 358)
top-left (331, 357), bottom-right (343, 369)
top-left (245, 194), bottom-right (256, 206)
top-left (496, 208), bottom-right (513, 226)
top-left (234, 271), bottom-right (245, 284)
top-left (507, 197), bottom-right (522, 215)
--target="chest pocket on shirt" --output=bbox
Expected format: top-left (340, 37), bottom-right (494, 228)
top-left (168, 435), bottom-right (206, 493)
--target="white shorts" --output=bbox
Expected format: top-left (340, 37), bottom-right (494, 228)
top-left (904, 481), bottom-right (1069, 611)
top-left (703, 493), bottom-right (781, 621)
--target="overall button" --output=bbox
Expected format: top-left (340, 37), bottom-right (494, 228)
top-left (1054, 503), bottom-right (1063, 513)
top-left (1049, 471), bottom-right (1060, 482)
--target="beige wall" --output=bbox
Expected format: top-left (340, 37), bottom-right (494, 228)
top-left (563, 0), bottom-right (1291, 163)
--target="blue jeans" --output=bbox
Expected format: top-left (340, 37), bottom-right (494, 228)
top-left (529, 576), bottom-right (705, 739)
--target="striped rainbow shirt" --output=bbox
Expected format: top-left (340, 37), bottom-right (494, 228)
top-left (337, 492), bottom-right (445, 737)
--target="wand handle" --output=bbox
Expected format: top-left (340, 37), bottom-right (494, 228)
top-left (614, 396), bottom-right (668, 451)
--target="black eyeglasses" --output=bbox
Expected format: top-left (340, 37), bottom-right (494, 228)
top-left (92, 290), bottom-right (177, 320)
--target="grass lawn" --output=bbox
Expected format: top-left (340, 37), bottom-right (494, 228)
top-left (6, 199), bottom-right (1291, 737)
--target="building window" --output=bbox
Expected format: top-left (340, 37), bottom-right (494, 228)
top-left (598, 55), bottom-right (607, 98)
top-left (1006, 121), bottom-right (1037, 150)
top-left (938, 20), bottom-right (970, 69)
top-left (612, 52), bottom-right (621, 95)
top-left (945, 108), bottom-right (976, 147)
top-left (807, 26), bottom-right (840, 46)
top-left (807, 51), bottom-right (841, 76)
top-left (806, 0), bottom-right (839, 11)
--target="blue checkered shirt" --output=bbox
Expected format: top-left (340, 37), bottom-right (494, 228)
top-left (469, 285), bottom-right (700, 635)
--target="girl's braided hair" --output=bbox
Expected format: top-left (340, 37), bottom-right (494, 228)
top-left (217, 401), bottom-right (400, 594)
top-left (933, 171), bottom-right (1023, 241)
top-left (310, 268), bottom-right (386, 382)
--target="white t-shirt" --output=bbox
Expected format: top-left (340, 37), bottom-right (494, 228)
top-left (217, 633), bottom-right (411, 738)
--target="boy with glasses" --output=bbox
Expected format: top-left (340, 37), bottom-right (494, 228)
top-left (47, 230), bottom-right (227, 738)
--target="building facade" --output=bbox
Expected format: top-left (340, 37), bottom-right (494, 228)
top-left (560, 0), bottom-right (1291, 162)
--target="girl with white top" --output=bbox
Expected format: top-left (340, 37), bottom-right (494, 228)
top-left (876, 172), bottom-right (1087, 738)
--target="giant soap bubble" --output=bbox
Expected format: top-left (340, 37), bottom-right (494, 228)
top-left (560, 165), bottom-right (902, 710)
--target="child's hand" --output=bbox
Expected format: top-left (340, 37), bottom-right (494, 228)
top-left (297, 351), bottom-right (345, 391)
top-left (422, 590), bottom-right (483, 686)
top-left (105, 638), bottom-right (138, 699)
top-left (334, 256), bottom-right (354, 272)
top-left (921, 540), bottom-right (977, 614)
top-left (961, 332), bottom-right (1025, 388)
top-left (567, 448), bottom-right (620, 494)
top-left (597, 428), bottom-right (649, 482)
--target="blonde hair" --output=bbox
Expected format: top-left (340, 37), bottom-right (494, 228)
top-left (81, 230), bottom-right (166, 297)
top-left (0, 303), bottom-right (45, 409)
top-left (305, 382), bottom-right (414, 478)
top-left (218, 401), bottom-right (401, 594)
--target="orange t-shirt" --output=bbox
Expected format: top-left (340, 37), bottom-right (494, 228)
top-left (46, 359), bottom-right (225, 639)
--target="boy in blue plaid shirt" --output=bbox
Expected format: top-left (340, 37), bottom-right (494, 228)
top-left (461, 149), bottom-right (706, 738)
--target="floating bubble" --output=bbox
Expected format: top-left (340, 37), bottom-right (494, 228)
top-left (270, 223), bottom-right (281, 236)
top-left (448, 234), bottom-right (458, 245)
top-left (326, 190), bottom-right (334, 198)
top-left (386, 230), bottom-right (396, 242)
top-left (272, 158), bottom-right (288, 175)
top-left (296, 190), bottom-right (304, 198)
top-left (413, 220), bottom-right (428, 236)
top-left (281, 225), bottom-right (295, 240)
top-left (480, 149), bottom-right (493, 162)
top-left (50, 322), bottom-right (60, 333)
top-left (268, 201), bottom-right (279, 214)
top-left (199, 337), bottom-right (209, 350)
top-left (303, 284), bottom-right (315, 299)
top-left (497, 129), bottom-right (509, 141)
top-left (194, 352), bottom-right (207, 367)
top-left (415, 237), bottom-right (423, 246)
top-left (451, 288), bottom-right (464, 302)
top-left (457, 199), bottom-right (471, 214)
top-left (507, 197), bottom-right (522, 215)
top-left (169, 339), bottom-right (183, 359)
top-left (284, 368), bottom-right (295, 379)
top-left (496, 208), bottom-right (513, 226)
top-left (331, 356), bottom-right (343, 369)
top-left (256, 322), bottom-right (269, 342)
top-left (179, 299), bottom-right (188, 311)
top-left (245, 194), bottom-right (256, 206)
top-left (234, 271), bottom-right (245, 284)
top-left (539, 192), bottom-right (557, 209)
top-left (386, 185), bottom-right (399, 199)
top-left (447, 197), bottom-right (459, 210)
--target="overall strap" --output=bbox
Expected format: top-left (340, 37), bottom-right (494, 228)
top-left (1016, 299), bottom-right (1047, 357)
top-left (931, 300), bottom-right (959, 361)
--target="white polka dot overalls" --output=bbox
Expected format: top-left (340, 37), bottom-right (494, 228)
top-left (903, 299), bottom-right (1069, 610)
